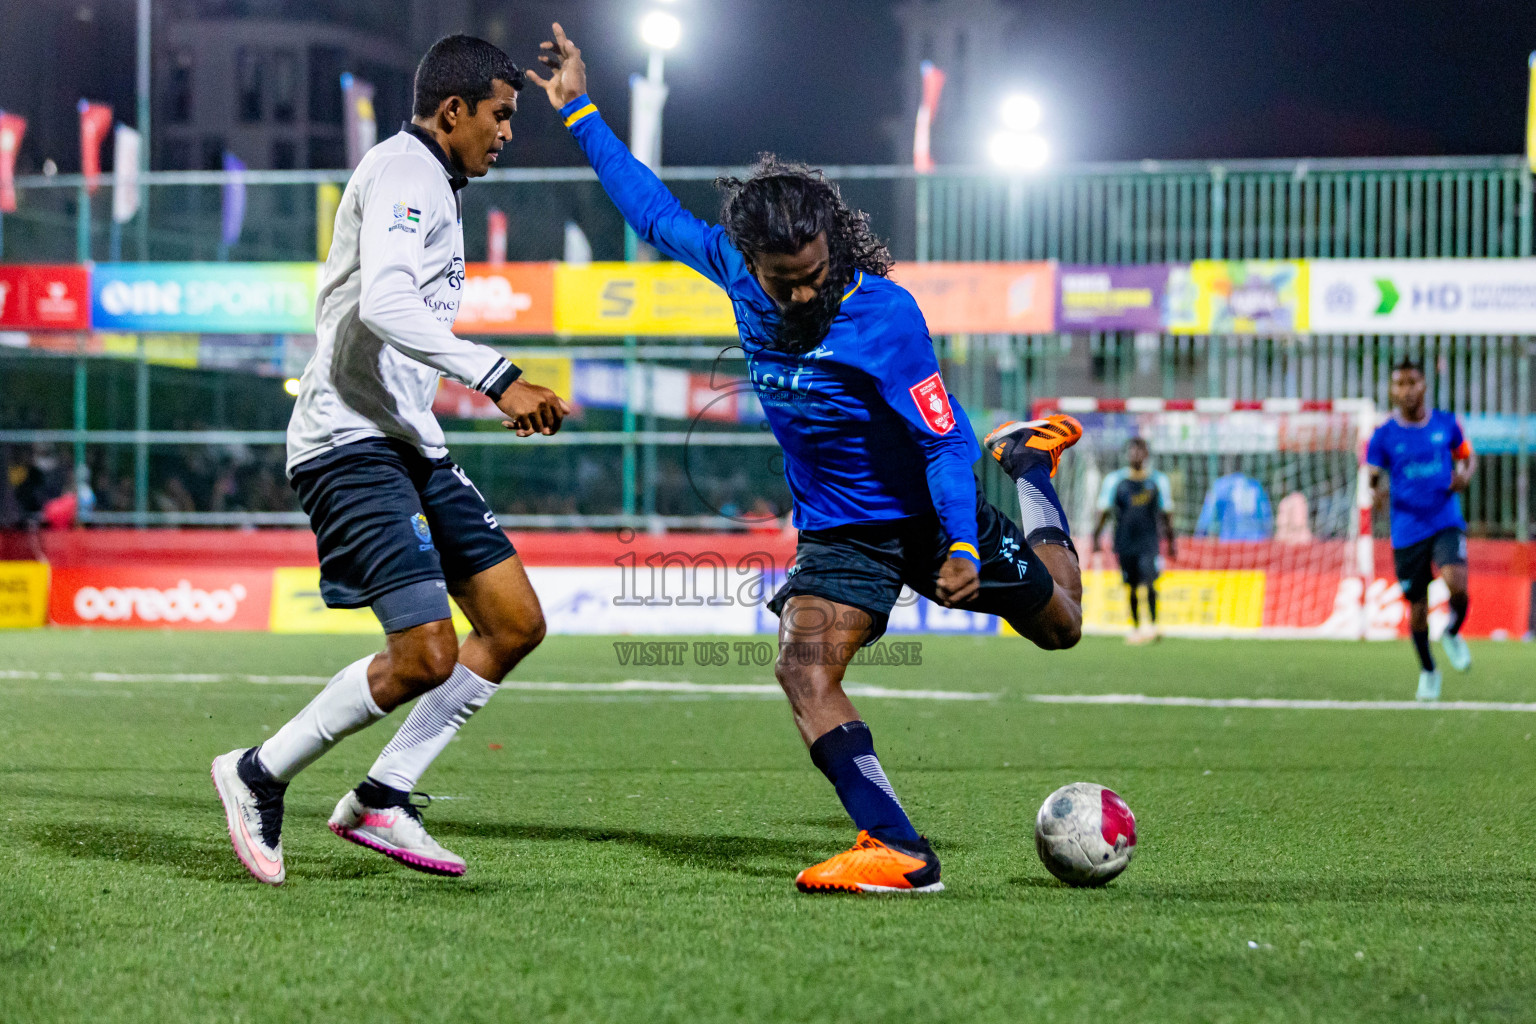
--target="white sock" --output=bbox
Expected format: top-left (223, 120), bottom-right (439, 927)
top-left (256, 655), bottom-right (386, 782)
top-left (366, 663), bottom-right (499, 793)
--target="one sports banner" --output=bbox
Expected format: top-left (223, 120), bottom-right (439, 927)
top-left (0, 111), bottom-right (25, 214)
top-left (1166, 260), bottom-right (1308, 335)
top-left (92, 262), bottom-right (319, 333)
top-left (1056, 264), bottom-right (1169, 332)
top-left (340, 73), bottom-right (377, 170)
top-left (0, 264), bottom-right (90, 330)
top-left (77, 100), bottom-right (113, 195)
top-left (0, 561), bottom-right (49, 628)
top-left (1308, 259), bottom-right (1536, 334)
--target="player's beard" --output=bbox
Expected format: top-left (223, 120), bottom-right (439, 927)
top-left (766, 269), bottom-right (850, 355)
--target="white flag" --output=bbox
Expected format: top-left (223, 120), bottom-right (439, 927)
top-left (112, 124), bottom-right (141, 224)
top-left (563, 220), bottom-right (592, 265)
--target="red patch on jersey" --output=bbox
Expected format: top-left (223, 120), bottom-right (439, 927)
top-left (1100, 788), bottom-right (1137, 848)
top-left (908, 372), bottom-right (955, 434)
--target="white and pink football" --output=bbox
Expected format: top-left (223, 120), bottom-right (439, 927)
top-left (1034, 782), bottom-right (1138, 886)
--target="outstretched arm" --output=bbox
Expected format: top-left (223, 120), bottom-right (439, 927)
top-left (526, 24), bottom-right (743, 288)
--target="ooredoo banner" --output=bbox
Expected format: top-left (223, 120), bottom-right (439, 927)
top-left (1309, 258), bottom-right (1536, 334)
top-left (49, 567), bottom-right (273, 630)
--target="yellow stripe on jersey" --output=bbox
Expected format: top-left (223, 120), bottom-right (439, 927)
top-left (563, 103), bottom-right (599, 128)
top-left (841, 271), bottom-right (864, 303)
top-left (949, 542), bottom-right (979, 560)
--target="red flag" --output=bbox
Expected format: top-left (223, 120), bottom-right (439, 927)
top-left (487, 208), bottom-right (508, 266)
top-left (0, 111), bottom-right (24, 213)
top-left (913, 61), bottom-right (946, 173)
top-left (78, 100), bottom-right (113, 195)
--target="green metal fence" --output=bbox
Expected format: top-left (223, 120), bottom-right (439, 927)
top-left (0, 157), bottom-right (1530, 536)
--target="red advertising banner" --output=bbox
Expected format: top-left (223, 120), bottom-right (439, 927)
top-left (0, 111), bottom-right (25, 213)
top-left (455, 262), bottom-right (555, 335)
top-left (49, 567), bottom-right (273, 630)
top-left (893, 262), bottom-right (1056, 334)
top-left (78, 101), bottom-right (113, 195)
top-left (0, 264), bottom-right (90, 329)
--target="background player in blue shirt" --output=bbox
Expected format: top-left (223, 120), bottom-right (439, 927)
top-left (528, 24), bottom-right (1085, 895)
top-left (1366, 359), bottom-right (1477, 700)
top-left (1093, 438), bottom-right (1176, 643)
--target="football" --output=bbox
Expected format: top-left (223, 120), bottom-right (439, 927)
top-left (1034, 782), bottom-right (1138, 886)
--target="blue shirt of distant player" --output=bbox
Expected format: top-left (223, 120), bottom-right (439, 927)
top-left (1366, 410), bottom-right (1470, 547)
top-left (561, 94), bottom-right (980, 552)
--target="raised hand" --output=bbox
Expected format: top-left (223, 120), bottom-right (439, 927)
top-left (523, 22), bottom-right (588, 110)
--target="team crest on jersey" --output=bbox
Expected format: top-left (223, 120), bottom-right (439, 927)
top-left (390, 202), bottom-right (421, 234)
top-left (908, 372), bottom-right (955, 434)
top-left (411, 513), bottom-right (434, 550)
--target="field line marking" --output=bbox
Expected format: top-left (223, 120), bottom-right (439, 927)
top-left (1024, 693), bottom-right (1536, 713)
top-left (0, 670), bottom-right (993, 701)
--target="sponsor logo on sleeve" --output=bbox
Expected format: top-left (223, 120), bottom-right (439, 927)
top-left (390, 202), bottom-right (421, 234)
top-left (908, 372), bottom-right (955, 434)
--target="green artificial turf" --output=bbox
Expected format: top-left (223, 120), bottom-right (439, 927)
top-left (2, 631), bottom-right (1534, 1022)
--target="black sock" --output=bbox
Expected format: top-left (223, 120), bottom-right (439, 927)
top-left (1146, 585), bottom-right (1159, 624)
top-left (1447, 593), bottom-right (1469, 636)
top-left (1128, 588), bottom-right (1140, 627)
top-left (355, 776), bottom-right (411, 808)
top-left (1411, 630), bottom-right (1435, 672)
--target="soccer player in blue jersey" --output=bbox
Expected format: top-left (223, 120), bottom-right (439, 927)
top-left (528, 25), bottom-right (1084, 894)
top-left (1366, 359), bottom-right (1477, 701)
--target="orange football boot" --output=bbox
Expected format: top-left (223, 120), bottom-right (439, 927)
top-left (984, 414), bottom-right (1084, 479)
top-left (794, 831), bottom-right (944, 894)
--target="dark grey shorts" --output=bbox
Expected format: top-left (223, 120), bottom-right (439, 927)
top-left (290, 438), bottom-right (515, 631)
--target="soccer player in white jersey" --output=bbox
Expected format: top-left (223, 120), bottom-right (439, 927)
top-left (212, 35), bottom-right (570, 884)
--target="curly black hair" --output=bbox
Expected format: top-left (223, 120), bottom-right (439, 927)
top-left (715, 154), bottom-right (894, 279)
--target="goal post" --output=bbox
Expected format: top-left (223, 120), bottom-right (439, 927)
top-left (1027, 397), bottom-right (1378, 639)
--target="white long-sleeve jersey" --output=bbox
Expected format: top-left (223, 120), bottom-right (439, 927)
top-left (286, 124), bottom-right (519, 474)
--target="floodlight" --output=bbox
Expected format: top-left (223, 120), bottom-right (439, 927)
top-left (639, 10), bottom-right (682, 51)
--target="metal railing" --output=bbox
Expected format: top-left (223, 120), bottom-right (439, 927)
top-left (0, 156), bottom-right (1531, 537)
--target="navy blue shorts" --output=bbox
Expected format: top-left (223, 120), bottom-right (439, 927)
top-left (290, 438), bottom-right (515, 627)
top-left (1393, 527), bottom-right (1466, 603)
top-left (766, 484), bottom-right (1056, 644)
top-left (1117, 550), bottom-right (1160, 587)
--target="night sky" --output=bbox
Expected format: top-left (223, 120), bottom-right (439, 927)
top-left (502, 0), bottom-right (1536, 167)
top-left (3, 0), bottom-right (1536, 171)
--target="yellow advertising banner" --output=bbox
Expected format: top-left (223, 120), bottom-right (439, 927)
top-left (0, 561), bottom-right (50, 628)
top-left (1166, 261), bottom-right (1308, 335)
top-left (269, 567), bottom-right (471, 634)
top-left (1079, 569), bottom-right (1266, 631)
top-left (554, 262), bottom-right (736, 336)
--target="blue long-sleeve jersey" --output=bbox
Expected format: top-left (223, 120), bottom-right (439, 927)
top-left (562, 94), bottom-right (981, 559)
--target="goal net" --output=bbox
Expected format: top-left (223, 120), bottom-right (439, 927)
top-left (1029, 398), bottom-right (1378, 639)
